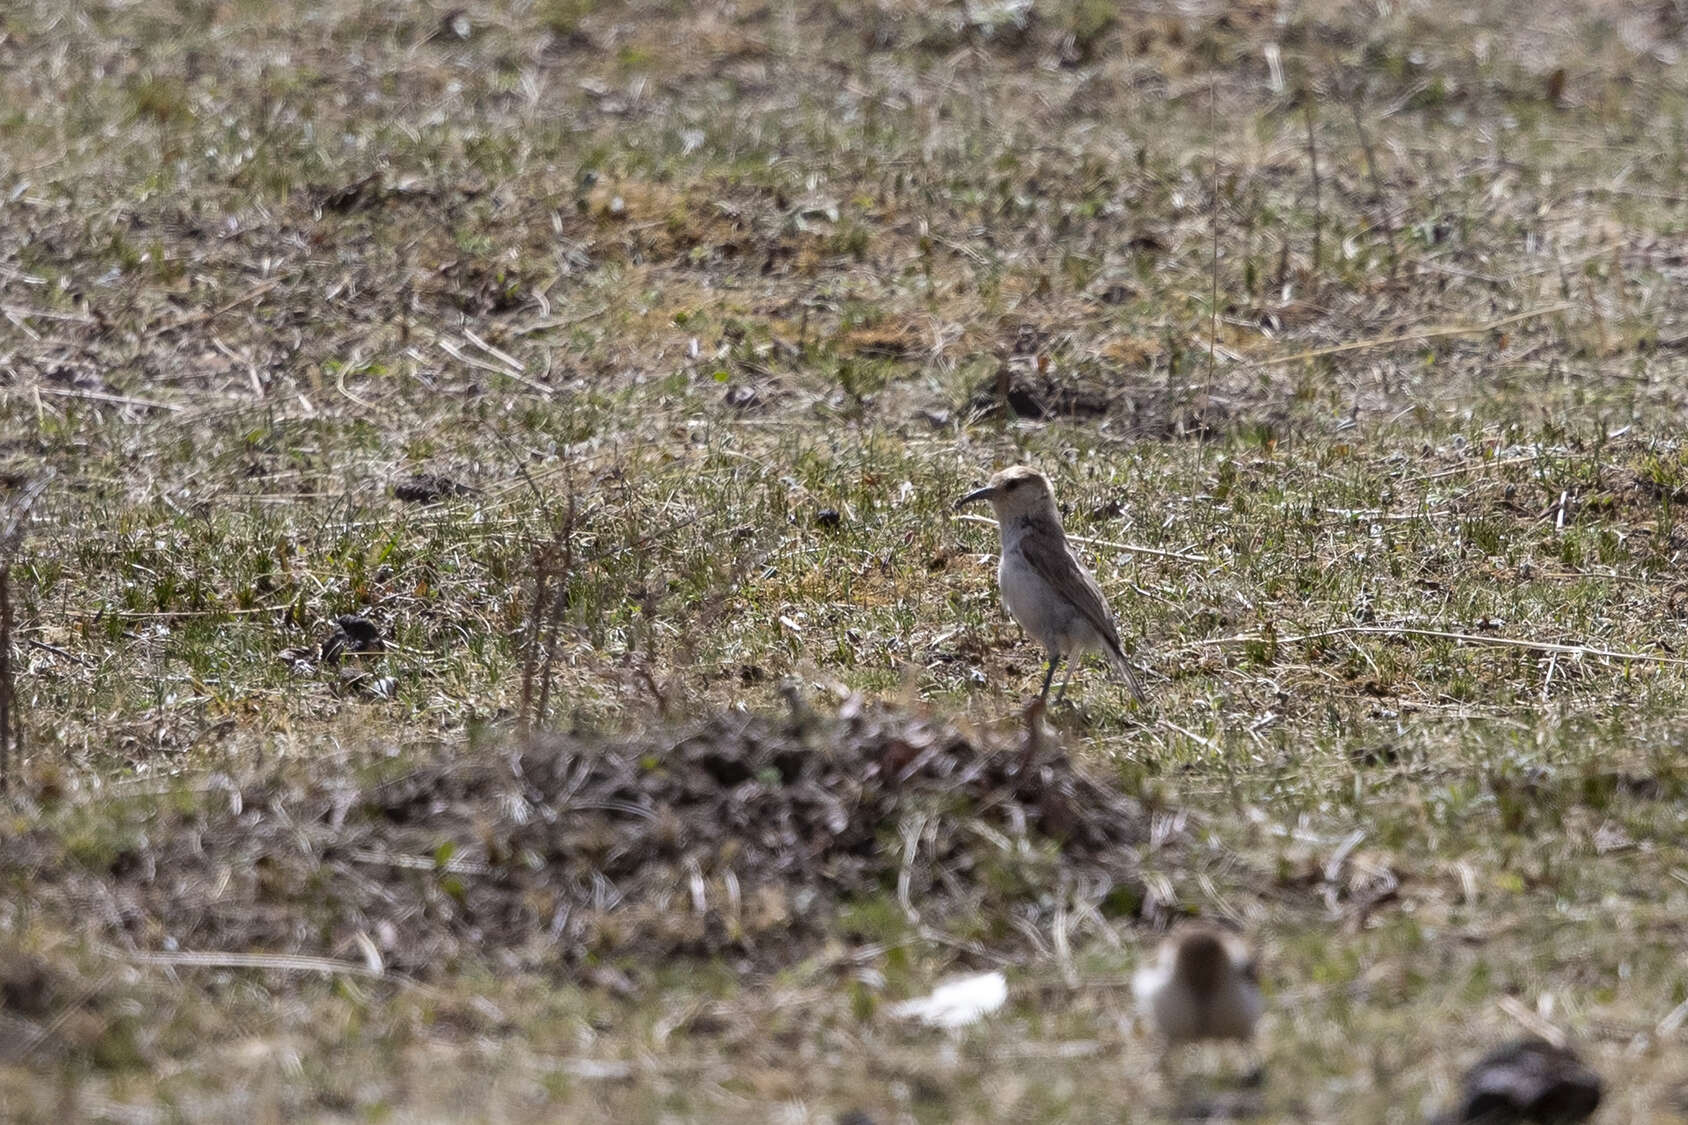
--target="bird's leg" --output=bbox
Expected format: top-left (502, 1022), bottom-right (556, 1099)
top-left (1053, 654), bottom-right (1079, 705)
top-left (1038, 653), bottom-right (1061, 699)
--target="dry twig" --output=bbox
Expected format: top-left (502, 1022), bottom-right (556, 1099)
top-left (1183, 624), bottom-right (1688, 669)
top-left (1249, 304), bottom-right (1572, 369)
top-left (118, 948), bottom-right (430, 992)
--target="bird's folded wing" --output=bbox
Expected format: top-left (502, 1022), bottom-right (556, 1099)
top-left (1019, 531), bottom-right (1125, 653)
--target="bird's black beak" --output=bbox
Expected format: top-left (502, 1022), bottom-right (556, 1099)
top-left (955, 485), bottom-right (997, 510)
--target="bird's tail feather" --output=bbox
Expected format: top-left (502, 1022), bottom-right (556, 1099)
top-left (1103, 640), bottom-right (1149, 704)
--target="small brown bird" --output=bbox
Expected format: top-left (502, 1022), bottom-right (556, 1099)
top-left (1132, 924), bottom-right (1263, 1045)
top-left (955, 466), bottom-right (1147, 704)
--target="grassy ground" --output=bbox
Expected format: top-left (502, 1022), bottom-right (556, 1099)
top-left (5, 0), bottom-right (1688, 1120)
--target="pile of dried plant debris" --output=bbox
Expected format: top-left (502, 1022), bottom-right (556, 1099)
top-left (6, 700), bottom-right (1152, 977)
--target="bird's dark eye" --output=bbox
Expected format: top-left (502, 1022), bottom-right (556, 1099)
top-left (1004, 478), bottom-right (1020, 490)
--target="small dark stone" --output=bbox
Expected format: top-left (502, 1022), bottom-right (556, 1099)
top-left (336, 615), bottom-right (382, 649)
top-left (1450, 1038), bottom-right (1602, 1123)
top-left (837, 1112), bottom-right (876, 1125)
top-left (1349, 743), bottom-right (1401, 767)
top-left (108, 848), bottom-right (144, 879)
top-left (1089, 498), bottom-right (1124, 520)
top-left (394, 473), bottom-right (470, 504)
top-left (814, 508), bottom-right (842, 529)
top-left (969, 368), bottom-right (1110, 420)
top-left (322, 615), bottom-right (384, 663)
top-left (315, 173), bottom-right (383, 214)
top-left (0, 954), bottom-right (60, 1018)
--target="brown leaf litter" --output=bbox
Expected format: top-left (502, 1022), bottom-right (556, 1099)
top-left (6, 701), bottom-right (1151, 978)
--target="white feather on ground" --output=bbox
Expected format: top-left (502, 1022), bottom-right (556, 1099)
top-left (889, 972), bottom-right (1008, 1029)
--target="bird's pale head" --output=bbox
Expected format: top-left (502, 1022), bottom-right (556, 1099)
top-left (955, 466), bottom-right (1059, 522)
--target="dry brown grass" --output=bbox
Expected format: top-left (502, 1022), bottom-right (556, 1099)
top-left (5, 0), bottom-right (1688, 1120)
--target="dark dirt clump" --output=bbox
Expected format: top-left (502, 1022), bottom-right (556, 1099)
top-left (5, 700), bottom-right (1151, 977)
top-left (392, 472), bottom-right (473, 504)
top-left (966, 365), bottom-right (1242, 437)
top-left (970, 366), bottom-right (1114, 419)
top-left (0, 951), bottom-right (114, 1064)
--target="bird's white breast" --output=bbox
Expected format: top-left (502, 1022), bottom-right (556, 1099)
top-left (997, 534), bottom-right (1064, 651)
